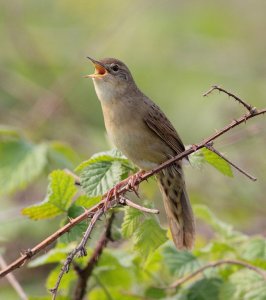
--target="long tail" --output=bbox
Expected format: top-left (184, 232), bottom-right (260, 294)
top-left (156, 163), bottom-right (195, 250)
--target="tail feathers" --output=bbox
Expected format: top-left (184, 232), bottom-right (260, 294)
top-left (157, 164), bottom-right (195, 250)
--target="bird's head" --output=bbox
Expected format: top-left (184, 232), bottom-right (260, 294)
top-left (85, 57), bottom-right (136, 103)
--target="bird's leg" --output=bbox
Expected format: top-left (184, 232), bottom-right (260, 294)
top-left (125, 170), bottom-right (146, 197)
top-left (103, 170), bottom-right (146, 211)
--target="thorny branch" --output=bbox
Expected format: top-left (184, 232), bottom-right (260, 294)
top-left (73, 213), bottom-right (115, 300)
top-left (205, 143), bottom-right (257, 181)
top-left (50, 210), bottom-right (103, 300)
top-left (203, 85), bottom-right (257, 114)
top-left (1, 87), bottom-right (266, 294)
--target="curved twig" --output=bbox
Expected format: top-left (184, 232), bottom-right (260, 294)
top-left (169, 259), bottom-right (266, 289)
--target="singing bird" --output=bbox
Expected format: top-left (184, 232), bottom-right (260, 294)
top-left (86, 57), bottom-right (195, 249)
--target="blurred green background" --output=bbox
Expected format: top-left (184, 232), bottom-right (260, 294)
top-left (1, 0), bottom-right (266, 297)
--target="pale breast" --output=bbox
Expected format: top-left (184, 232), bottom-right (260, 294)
top-left (101, 100), bottom-right (172, 170)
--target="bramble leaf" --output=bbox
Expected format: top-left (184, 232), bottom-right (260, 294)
top-left (80, 160), bottom-right (124, 196)
top-left (186, 277), bottom-right (223, 300)
top-left (163, 243), bottom-right (200, 277)
top-left (194, 204), bottom-right (245, 241)
top-left (121, 207), bottom-right (144, 238)
top-left (190, 147), bottom-right (233, 177)
top-left (75, 148), bottom-right (133, 173)
top-left (133, 218), bottom-right (167, 259)
top-left (0, 140), bottom-right (48, 195)
top-left (220, 269), bottom-right (266, 300)
top-left (202, 148), bottom-right (233, 177)
top-left (22, 170), bottom-right (77, 219)
top-left (240, 238), bottom-right (266, 268)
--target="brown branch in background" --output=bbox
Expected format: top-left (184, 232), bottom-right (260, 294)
top-left (0, 255), bottom-right (28, 300)
top-left (205, 143), bottom-right (257, 181)
top-left (73, 213), bottom-right (115, 300)
top-left (1, 86), bottom-right (266, 280)
top-left (169, 259), bottom-right (266, 289)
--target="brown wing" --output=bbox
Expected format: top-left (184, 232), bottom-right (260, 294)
top-left (144, 101), bottom-right (185, 155)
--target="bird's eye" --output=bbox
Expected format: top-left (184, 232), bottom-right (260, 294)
top-left (110, 64), bottom-right (119, 72)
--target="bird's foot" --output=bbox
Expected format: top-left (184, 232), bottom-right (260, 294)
top-left (103, 181), bottom-right (124, 212)
top-left (103, 170), bottom-right (146, 211)
top-left (126, 170), bottom-right (146, 198)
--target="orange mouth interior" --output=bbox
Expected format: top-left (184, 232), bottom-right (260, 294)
top-left (94, 63), bottom-right (107, 76)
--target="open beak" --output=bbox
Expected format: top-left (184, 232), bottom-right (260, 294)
top-left (83, 56), bottom-right (108, 78)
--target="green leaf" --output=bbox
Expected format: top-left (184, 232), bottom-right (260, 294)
top-left (60, 204), bottom-right (88, 243)
top-left (95, 250), bottom-right (132, 289)
top-left (0, 140), bottom-right (48, 195)
top-left (202, 147), bottom-right (233, 177)
top-left (80, 160), bottom-right (124, 197)
top-left (133, 218), bottom-right (167, 259)
top-left (190, 148), bottom-right (233, 177)
top-left (46, 265), bottom-right (76, 295)
top-left (121, 207), bottom-right (144, 238)
top-left (145, 287), bottom-right (166, 299)
top-left (242, 238), bottom-right (266, 260)
top-left (199, 240), bottom-right (236, 260)
top-left (88, 288), bottom-right (142, 300)
top-left (75, 148), bottom-right (132, 173)
top-left (163, 243), bottom-right (199, 277)
top-left (28, 243), bottom-right (75, 267)
top-left (241, 238), bottom-right (266, 268)
top-left (186, 277), bottom-right (223, 300)
top-left (47, 141), bottom-right (80, 168)
top-left (220, 269), bottom-right (266, 300)
top-left (194, 204), bottom-right (245, 241)
top-left (75, 194), bottom-right (101, 208)
top-left (22, 170), bottom-right (77, 219)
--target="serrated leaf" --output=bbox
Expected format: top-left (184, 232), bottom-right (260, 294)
top-left (163, 244), bottom-right (199, 277)
top-left (242, 238), bottom-right (266, 260)
top-left (241, 238), bottom-right (266, 268)
top-left (75, 194), bottom-right (101, 208)
top-left (80, 160), bottom-right (124, 196)
top-left (0, 140), bottom-right (48, 195)
top-left (60, 204), bottom-right (88, 243)
top-left (202, 147), bottom-right (233, 177)
top-left (220, 269), bottom-right (266, 300)
top-left (194, 204), bottom-right (245, 241)
top-left (189, 150), bottom-right (205, 168)
top-left (75, 148), bottom-right (132, 173)
top-left (22, 170), bottom-right (77, 219)
top-left (121, 207), bottom-right (144, 238)
top-left (199, 240), bottom-right (236, 259)
top-left (133, 218), bottom-right (167, 259)
top-left (95, 250), bottom-right (132, 288)
top-left (186, 277), bottom-right (223, 300)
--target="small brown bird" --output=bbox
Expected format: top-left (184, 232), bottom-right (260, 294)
top-left (86, 57), bottom-right (195, 249)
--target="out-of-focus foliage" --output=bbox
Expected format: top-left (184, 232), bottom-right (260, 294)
top-left (4, 147), bottom-right (266, 299)
top-left (1, 0), bottom-right (266, 298)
